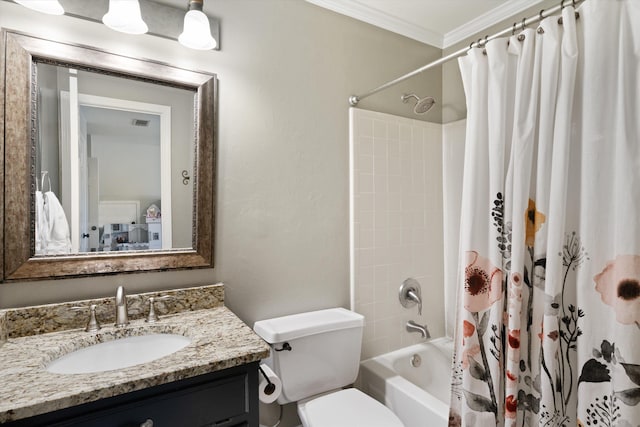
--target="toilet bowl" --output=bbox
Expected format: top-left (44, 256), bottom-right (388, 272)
top-left (253, 308), bottom-right (404, 427)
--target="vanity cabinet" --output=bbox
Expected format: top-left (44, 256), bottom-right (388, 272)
top-left (5, 363), bottom-right (259, 427)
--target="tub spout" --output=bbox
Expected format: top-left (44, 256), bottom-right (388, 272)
top-left (406, 320), bottom-right (430, 339)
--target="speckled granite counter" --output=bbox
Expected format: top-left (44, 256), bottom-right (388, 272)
top-left (0, 285), bottom-right (271, 423)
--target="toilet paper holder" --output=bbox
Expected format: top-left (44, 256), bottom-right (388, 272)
top-left (259, 366), bottom-right (276, 395)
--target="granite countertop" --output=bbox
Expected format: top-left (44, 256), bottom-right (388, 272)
top-left (0, 305), bottom-right (271, 423)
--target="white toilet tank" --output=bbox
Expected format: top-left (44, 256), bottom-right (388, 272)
top-left (253, 308), bottom-right (364, 404)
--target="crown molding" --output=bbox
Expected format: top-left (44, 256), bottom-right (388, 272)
top-left (305, 0), bottom-right (444, 48)
top-left (306, 0), bottom-right (547, 50)
top-left (443, 0), bottom-right (545, 48)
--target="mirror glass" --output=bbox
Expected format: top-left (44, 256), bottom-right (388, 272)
top-left (35, 62), bottom-right (195, 255)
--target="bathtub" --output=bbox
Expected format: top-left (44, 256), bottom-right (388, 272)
top-left (358, 337), bottom-right (453, 427)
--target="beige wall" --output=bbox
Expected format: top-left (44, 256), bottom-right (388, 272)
top-left (0, 1), bottom-right (442, 328)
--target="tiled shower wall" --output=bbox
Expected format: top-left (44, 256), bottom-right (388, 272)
top-left (350, 108), bottom-right (444, 360)
top-left (443, 119), bottom-right (466, 338)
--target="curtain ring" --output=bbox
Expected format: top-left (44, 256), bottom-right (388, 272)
top-left (521, 18), bottom-right (527, 31)
top-left (470, 40), bottom-right (475, 49)
top-left (572, 0), bottom-right (577, 7)
top-left (484, 35), bottom-right (489, 46)
top-left (539, 9), bottom-right (545, 20)
top-left (512, 22), bottom-right (517, 35)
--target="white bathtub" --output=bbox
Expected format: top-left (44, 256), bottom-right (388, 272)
top-left (359, 337), bottom-right (453, 427)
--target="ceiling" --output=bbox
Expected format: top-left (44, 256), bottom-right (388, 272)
top-left (82, 106), bottom-right (160, 142)
top-left (305, 0), bottom-right (545, 49)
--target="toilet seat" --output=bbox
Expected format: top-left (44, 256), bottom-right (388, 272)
top-left (297, 388), bottom-right (404, 427)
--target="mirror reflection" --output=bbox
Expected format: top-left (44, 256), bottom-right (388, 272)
top-left (35, 63), bottom-right (195, 255)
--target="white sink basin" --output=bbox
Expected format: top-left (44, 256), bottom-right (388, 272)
top-left (47, 334), bottom-right (191, 374)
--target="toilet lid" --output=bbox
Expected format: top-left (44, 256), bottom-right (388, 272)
top-left (298, 388), bottom-right (404, 427)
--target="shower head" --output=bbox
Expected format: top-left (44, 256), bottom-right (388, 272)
top-left (401, 93), bottom-right (436, 115)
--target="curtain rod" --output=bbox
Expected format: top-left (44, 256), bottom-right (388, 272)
top-left (348, 0), bottom-right (585, 106)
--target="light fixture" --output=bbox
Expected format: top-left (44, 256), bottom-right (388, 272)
top-left (14, 0), bottom-right (64, 15)
top-left (178, 0), bottom-right (217, 50)
top-left (11, 0), bottom-right (220, 50)
top-left (102, 0), bottom-right (148, 35)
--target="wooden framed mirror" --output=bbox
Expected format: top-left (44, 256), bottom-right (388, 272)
top-left (0, 29), bottom-right (216, 281)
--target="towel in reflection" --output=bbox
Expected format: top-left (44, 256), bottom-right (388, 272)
top-left (35, 190), bottom-right (72, 255)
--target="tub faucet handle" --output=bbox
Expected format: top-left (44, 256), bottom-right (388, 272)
top-left (407, 289), bottom-right (422, 315)
top-left (399, 278), bottom-right (423, 315)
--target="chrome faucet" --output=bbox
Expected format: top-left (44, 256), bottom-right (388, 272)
top-left (406, 320), bottom-right (430, 339)
top-left (115, 286), bottom-right (129, 327)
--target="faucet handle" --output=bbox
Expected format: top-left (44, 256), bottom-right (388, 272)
top-left (407, 289), bottom-right (422, 315)
top-left (399, 278), bottom-right (423, 315)
top-left (146, 295), bottom-right (173, 323)
top-left (71, 304), bottom-right (101, 332)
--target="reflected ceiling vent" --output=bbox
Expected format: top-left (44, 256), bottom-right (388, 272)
top-left (132, 119), bottom-right (150, 127)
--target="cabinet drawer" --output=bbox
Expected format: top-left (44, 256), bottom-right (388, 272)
top-left (7, 363), bottom-right (260, 427)
top-left (55, 372), bottom-right (248, 426)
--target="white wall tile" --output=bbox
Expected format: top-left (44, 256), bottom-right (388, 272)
top-left (373, 138), bottom-right (387, 158)
top-left (388, 140), bottom-right (400, 158)
top-left (358, 226), bottom-right (374, 249)
top-left (399, 124), bottom-right (412, 143)
top-left (358, 137), bottom-right (374, 156)
top-left (359, 211), bottom-right (374, 229)
top-left (373, 155), bottom-right (388, 176)
top-left (351, 109), bottom-right (445, 359)
top-left (356, 193), bottom-right (374, 213)
top-left (388, 155), bottom-right (401, 177)
top-left (358, 116), bottom-right (374, 138)
top-left (373, 120), bottom-right (388, 139)
top-left (373, 174), bottom-right (387, 195)
top-left (357, 154), bottom-right (374, 173)
top-left (388, 122), bottom-right (399, 141)
top-left (358, 173), bottom-right (374, 193)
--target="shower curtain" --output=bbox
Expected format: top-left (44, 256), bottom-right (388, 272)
top-left (449, 1), bottom-right (640, 426)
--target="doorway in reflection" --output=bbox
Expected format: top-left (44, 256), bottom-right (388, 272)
top-left (80, 106), bottom-right (162, 253)
top-left (35, 62), bottom-right (195, 254)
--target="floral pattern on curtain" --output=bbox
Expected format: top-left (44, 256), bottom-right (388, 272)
top-left (448, 1), bottom-right (640, 426)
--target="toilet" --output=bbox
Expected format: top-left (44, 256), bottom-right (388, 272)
top-left (253, 308), bottom-right (404, 427)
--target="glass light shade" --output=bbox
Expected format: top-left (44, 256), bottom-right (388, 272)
top-left (14, 0), bottom-right (64, 15)
top-left (178, 10), bottom-right (217, 50)
top-left (102, 0), bottom-right (148, 35)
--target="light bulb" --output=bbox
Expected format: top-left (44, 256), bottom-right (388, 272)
top-left (14, 0), bottom-right (64, 15)
top-left (179, 8), bottom-right (216, 50)
top-left (102, 0), bottom-right (148, 35)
